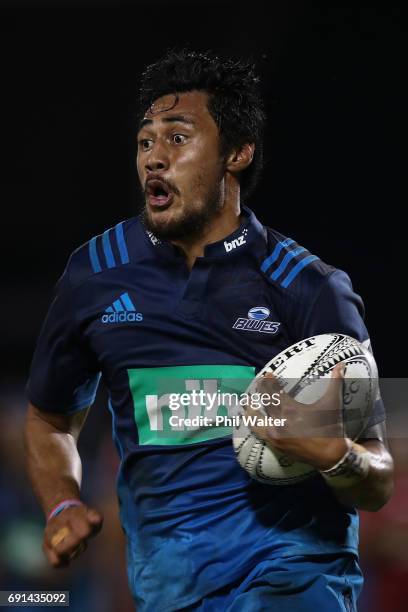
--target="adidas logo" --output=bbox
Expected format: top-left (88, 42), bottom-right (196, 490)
top-left (101, 292), bottom-right (143, 324)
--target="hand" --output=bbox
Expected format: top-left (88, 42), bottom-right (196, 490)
top-left (245, 363), bottom-right (349, 470)
top-left (43, 504), bottom-right (103, 568)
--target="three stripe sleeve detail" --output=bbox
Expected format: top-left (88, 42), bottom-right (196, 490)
top-left (261, 239), bottom-right (319, 288)
top-left (102, 229), bottom-right (116, 268)
top-left (89, 221), bottom-right (130, 273)
top-left (89, 237), bottom-right (102, 273)
top-left (115, 221), bottom-right (130, 264)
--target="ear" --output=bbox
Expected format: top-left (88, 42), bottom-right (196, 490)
top-left (226, 143), bottom-right (255, 173)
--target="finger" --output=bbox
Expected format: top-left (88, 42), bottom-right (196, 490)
top-left (313, 364), bottom-right (343, 406)
top-left (331, 362), bottom-right (345, 380)
top-left (43, 540), bottom-right (69, 568)
top-left (49, 506), bottom-right (102, 541)
top-left (255, 371), bottom-right (282, 393)
top-left (86, 509), bottom-right (104, 535)
top-left (309, 364), bottom-right (345, 436)
top-left (244, 405), bottom-right (277, 443)
top-left (45, 509), bottom-right (102, 562)
top-left (46, 525), bottom-right (77, 556)
top-left (68, 541), bottom-right (87, 561)
top-left (50, 526), bottom-right (70, 548)
top-left (48, 525), bottom-right (84, 559)
top-left (68, 514), bottom-right (98, 540)
top-left (324, 363), bottom-right (345, 402)
top-left (68, 508), bottom-right (103, 540)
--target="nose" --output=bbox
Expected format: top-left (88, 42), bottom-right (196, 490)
top-left (144, 141), bottom-right (170, 173)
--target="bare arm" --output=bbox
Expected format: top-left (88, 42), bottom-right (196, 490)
top-left (24, 402), bottom-right (103, 567)
top-left (24, 402), bottom-right (89, 515)
top-left (249, 368), bottom-right (394, 512)
top-left (322, 438), bottom-right (394, 512)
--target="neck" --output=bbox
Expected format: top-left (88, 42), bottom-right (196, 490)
top-left (171, 181), bottom-right (242, 270)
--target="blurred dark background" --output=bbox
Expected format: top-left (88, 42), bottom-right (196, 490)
top-left (0, 1), bottom-right (406, 611)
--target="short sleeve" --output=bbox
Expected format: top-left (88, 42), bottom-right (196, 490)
top-left (26, 264), bottom-right (101, 414)
top-left (301, 269), bottom-right (367, 342)
top-left (301, 269), bottom-right (385, 432)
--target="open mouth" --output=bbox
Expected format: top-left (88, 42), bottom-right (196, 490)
top-left (145, 179), bottom-right (174, 208)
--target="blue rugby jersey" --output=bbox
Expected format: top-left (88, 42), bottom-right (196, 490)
top-left (27, 206), bottom-right (384, 611)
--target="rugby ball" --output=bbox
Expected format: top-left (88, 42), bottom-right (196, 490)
top-left (232, 333), bottom-right (378, 485)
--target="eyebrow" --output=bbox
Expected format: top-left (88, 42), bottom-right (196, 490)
top-left (138, 114), bottom-right (196, 131)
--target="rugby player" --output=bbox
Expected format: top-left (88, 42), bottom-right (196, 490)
top-left (25, 50), bottom-right (393, 611)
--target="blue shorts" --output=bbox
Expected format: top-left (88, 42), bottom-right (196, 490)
top-left (182, 554), bottom-right (363, 612)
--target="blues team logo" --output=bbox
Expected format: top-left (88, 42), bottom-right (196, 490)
top-left (101, 292), bottom-right (143, 324)
top-left (247, 306), bottom-right (270, 320)
top-left (233, 306), bottom-right (280, 334)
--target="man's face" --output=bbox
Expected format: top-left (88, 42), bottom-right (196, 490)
top-left (136, 91), bottom-right (226, 241)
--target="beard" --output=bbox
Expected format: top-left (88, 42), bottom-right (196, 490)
top-left (140, 179), bottom-right (224, 243)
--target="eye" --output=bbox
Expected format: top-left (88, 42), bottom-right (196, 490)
top-left (138, 138), bottom-right (153, 151)
top-left (172, 134), bottom-right (187, 145)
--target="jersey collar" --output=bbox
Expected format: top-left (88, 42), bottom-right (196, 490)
top-left (141, 205), bottom-right (267, 260)
top-left (203, 205), bottom-right (266, 257)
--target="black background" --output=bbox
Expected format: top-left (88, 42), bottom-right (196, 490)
top-left (1, 0), bottom-right (405, 380)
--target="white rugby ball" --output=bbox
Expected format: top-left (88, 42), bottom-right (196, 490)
top-left (232, 333), bottom-right (378, 485)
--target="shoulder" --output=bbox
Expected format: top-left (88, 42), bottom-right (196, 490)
top-left (259, 226), bottom-right (361, 317)
top-left (258, 226), bottom-right (365, 339)
top-left (62, 217), bottom-right (139, 289)
top-left (260, 226), bottom-right (340, 299)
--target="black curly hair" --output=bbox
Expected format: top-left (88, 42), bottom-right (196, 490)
top-left (139, 49), bottom-right (265, 199)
